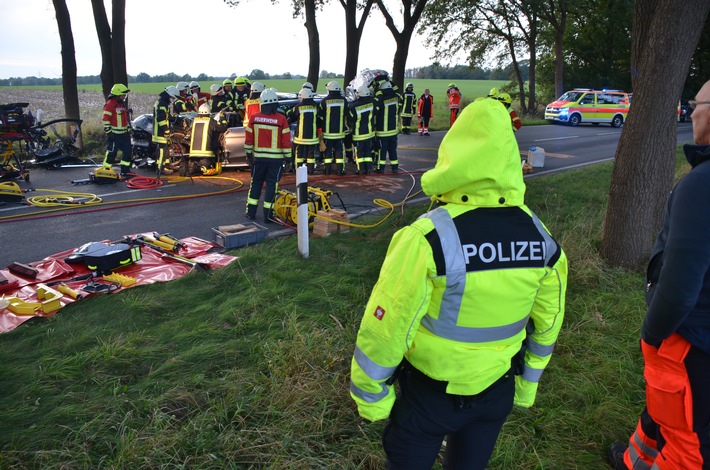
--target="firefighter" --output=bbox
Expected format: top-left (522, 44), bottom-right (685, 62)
top-left (350, 97), bottom-right (568, 470)
top-left (210, 84), bottom-right (232, 114)
top-left (243, 81), bottom-right (265, 128)
top-left (244, 89), bottom-right (291, 223)
top-left (174, 81), bottom-right (195, 113)
top-left (302, 81), bottom-right (314, 92)
top-left (102, 83), bottom-right (133, 178)
top-left (373, 80), bottom-right (401, 173)
top-left (233, 76), bottom-right (251, 123)
top-left (401, 82), bottom-right (417, 135)
top-left (190, 81), bottom-right (211, 109)
top-left (348, 85), bottom-right (375, 175)
top-left (317, 80), bottom-right (347, 175)
top-left (498, 93), bottom-right (522, 132)
top-left (152, 85), bottom-right (180, 176)
top-left (608, 79), bottom-right (710, 470)
top-left (187, 104), bottom-right (228, 176)
top-left (289, 87), bottom-right (321, 174)
top-left (447, 83), bottom-right (462, 126)
top-left (417, 89), bottom-right (434, 136)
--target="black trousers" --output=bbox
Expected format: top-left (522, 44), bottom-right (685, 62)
top-left (246, 158), bottom-right (283, 218)
top-left (383, 362), bottom-right (514, 470)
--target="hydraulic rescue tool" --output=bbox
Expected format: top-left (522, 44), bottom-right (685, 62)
top-left (274, 186), bottom-right (333, 227)
top-left (0, 181), bottom-right (25, 203)
top-left (70, 167), bottom-right (121, 185)
top-left (125, 235), bottom-right (208, 271)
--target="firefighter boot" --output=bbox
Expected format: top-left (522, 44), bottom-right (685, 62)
top-left (264, 209), bottom-right (276, 224)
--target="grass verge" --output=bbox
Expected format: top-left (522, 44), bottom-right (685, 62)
top-left (0, 151), bottom-right (691, 469)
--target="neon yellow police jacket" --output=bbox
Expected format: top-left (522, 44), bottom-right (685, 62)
top-left (350, 98), bottom-right (568, 422)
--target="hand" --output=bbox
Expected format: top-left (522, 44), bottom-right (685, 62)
top-left (104, 125), bottom-right (111, 134)
top-left (246, 153), bottom-right (254, 166)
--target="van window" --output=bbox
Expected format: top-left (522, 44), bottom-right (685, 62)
top-left (598, 93), bottom-right (625, 105)
top-left (559, 91), bottom-right (585, 102)
top-left (579, 94), bottom-right (595, 105)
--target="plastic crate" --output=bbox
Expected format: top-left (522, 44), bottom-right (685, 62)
top-left (212, 222), bottom-right (268, 249)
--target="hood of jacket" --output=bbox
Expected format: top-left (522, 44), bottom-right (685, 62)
top-left (421, 98), bottom-right (525, 207)
top-left (683, 143), bottom-right (710, 168)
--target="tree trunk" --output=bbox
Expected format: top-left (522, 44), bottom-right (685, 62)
top-left (342, 0), bottom-right (374, 89)
top-left (553, 14), bottom-right (566, 99)
top-left (600, 0), bottom-right (710, 268)
top-left (304, 0), bottom-right (321, 91)
top-left (111, 0), bottom-right (128, 87)
top-left (52, 0), bottom-right (83, 151)
top-left (91, 0), bottom-right (113, 99)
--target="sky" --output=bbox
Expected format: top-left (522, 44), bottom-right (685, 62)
top-left (0, 0), bottom-right (451, 80)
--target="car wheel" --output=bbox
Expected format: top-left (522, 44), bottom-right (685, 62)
top-left (611, 115), bottom-right (623, 128)
top-left (568, 114), bottom-right (581, 126)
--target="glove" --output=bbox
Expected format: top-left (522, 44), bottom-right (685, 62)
top-left (104, 125), bottom-right (111, 134)
top-left (513, 375), bottom-right (538, 408)
top-left (246, 153), bottom-right (254, 166)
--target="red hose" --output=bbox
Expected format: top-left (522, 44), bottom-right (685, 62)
top-left (124, 173), bottom-right (164, 189)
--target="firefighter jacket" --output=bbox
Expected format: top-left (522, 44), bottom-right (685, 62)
top-left (348, 96), bottom-right (375, 142)
top-left (318, 91), bottom-right (347, 140)
top-left (234, 87), bottom-right (250, 109)
top-left (402, 91), bottom-right (417, 118)
top-left (210, 94), bottom-right (233, 114)
top-left (195, 92), bottom-right (211, 108)
top-left (350, 98), bottom-right (568, 422)
top-left (102, 96), bottom-right (131, 134)
top-left (642, 143), bottom-right (710, 354)
top-left (189, 113), bottom-right (228, 158)
top-left (418, 93), bottom-right (434, 119)
top-left (373, 88), bottom-right (401, 137)
top-left (509, 108), bottom-right (522, 132)
top-left (245, 110), bottom-right (291, 160)
top-left (290, 98), bottom-right (321, 146)
top-left (447, 87), bottom-right (462, 110)
top-left (152, 91), bottom-right (172, 145)
top-left (243, 92), bottom-right (262, 128)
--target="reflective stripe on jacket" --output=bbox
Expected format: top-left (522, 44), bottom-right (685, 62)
top-left (244, 112), bottom-right (291, 159)
top-left (102, 96), bottom-right (131, 134)
top-left (152, 93), bottom-right (171, 144)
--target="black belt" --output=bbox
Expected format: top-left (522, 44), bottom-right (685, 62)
top-left (403, 359), bottom-right (512, 400)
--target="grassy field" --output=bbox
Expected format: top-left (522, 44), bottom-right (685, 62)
top-left (0, 148), bottom-right (691, 468)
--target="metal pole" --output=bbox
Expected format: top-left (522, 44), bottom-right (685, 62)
top-left (296, 164), bottom-right (309, 258)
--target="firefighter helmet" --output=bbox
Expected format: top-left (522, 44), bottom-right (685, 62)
top-left (234, 77), bottom-right (247, 86)
top-left (406, 82), bottom-right (414, 89)
top-left (448, 83), bottom-right (456, 88)
top-left (302, 82), bottom-right (314, 91)
top-left (299, 88), bottom-right (313, 99)
top-left (326, 81), bottom-right (341, 92)
top-left (356, 85), bottom-right (371, 98)
top-left (165, 86), bottom-right (180, 98)
top-left (198, 104), bottom-right (211, 115)
top-left (488, 87), bottom-right (499, 98)
top-left (260, 89), bottom-right (278, 105)
top-left (176, 81), bottom-right (189, 93)
top-left (379, 80), bottom-right (392, 90)
top-left (222, 78), bottom-right (233, 87)
top-left (498, 93), bottom-right (512, 105)
top-left (251, 82), bottom-right (265, 93)
top-left (110, 84), bottom-right (130, 96)
top-left (210, 84), bottom-right (222, 95)
top-left (189, 81), bottom-right (200, 89)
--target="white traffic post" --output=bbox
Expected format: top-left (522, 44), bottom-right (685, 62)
top-left (296, 164), bottom-right (309, 258)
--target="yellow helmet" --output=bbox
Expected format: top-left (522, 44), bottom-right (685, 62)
top-left (222, 79), bottom-right (233, 87)
top-left (487, 87), bottom-right (499, 98)
top-left (110, 83), bottom-right (130, 96)
top-left (498, 93), bottom-right (512, 105)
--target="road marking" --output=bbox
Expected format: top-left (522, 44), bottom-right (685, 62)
top-left (534, 136), bottom-right (579, 142)
top-left (596, 132), bottom-right (621, 136)
top-left (520, 152), bottom-right (574, 159)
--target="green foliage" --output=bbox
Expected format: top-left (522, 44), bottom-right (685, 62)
top-left (0, 150), bottom-right (692, 468)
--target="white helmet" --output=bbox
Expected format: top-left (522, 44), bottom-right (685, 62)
top-left (210, 84), bottom-right (222, 95)
top-left (176, 81), bottom-right (189, 93)
top-left (198, 104), bottom-right (211, 115)
top-left (189, 80), bottom-right (200, 89)
top-left (406, 82), bottom-right (414, 89)
top-left (260, 89), bottom-right (278, 105)
top-left (165, 86), bottom-right (180, 98)
top-left (299, 88), bottom-right (313, 99)
top-left (251, 82), bottom-right (265, 93)
top-left (302, 82), bottom-right (314, 91)
top-left (269, 87), bottom-right (278, 93)
top-left (379, 80), bottom-right (392, 90)
top-left (326, 81), bottom-right (341, 92)
top-left (356, 85), bottom-right (371, 98)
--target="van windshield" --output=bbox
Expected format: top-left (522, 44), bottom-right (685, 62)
top-left (558, 91), bottom-right (585, 102)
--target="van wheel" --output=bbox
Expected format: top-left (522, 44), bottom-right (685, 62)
top-left (611, 115), bottom-right (623, 128)
top-left (568, 114), bottom-right (581, 126)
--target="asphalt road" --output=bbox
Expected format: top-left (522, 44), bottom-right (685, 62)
top-left (0, 122), bottom-right (694, 267)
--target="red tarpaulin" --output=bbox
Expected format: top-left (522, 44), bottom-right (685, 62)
top-left (0, 234), bottom-right (237, 333)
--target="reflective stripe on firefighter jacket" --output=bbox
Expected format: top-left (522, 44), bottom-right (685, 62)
top-left (318, 92), bottom-right (347, 139)
top-left (152, 91), bottom-right (172, 145)
top-left (189, 115), bottom-right (228, 158)
top-left (243, 94), bottom-right (262, 128)
top-left (245, 112), bottom-right (291, 159)
top-left (402, 91), bottom-right (417, 118)
top-left (291, 99), bottom-right (320, 146)
top-left (374, 88), bottom-right (401, 137)
top-left (447, 88), bottom-right (462, 110)
top-left (211, 94), bottom-right (233, 114)
top-left (348, 97), bottom-right (375, 142)
top-left (510, 108), bottom-right (522, 132)
top-left (350, 98), bottom-right (567, 422)
top-left (102, 96), bottom-right (131, 134)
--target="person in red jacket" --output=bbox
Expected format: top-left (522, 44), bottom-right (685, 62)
top-left (102, 83), bottom-right (133, 178)
top-left (244, 89), bottom-right (291, 223)
top-left (446, 83), bottom-right (462, 126)
top-left (189, 81), bottom-right (211, 109)
top-left (498, 93), bottom-right (522, 132)
top-left (417, 89), bottom-right (434, 136)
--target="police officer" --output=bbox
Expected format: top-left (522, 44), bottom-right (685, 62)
top-left (348, 85), bottom-right (375, 174)
top-left (102, 83), bottom-right (133, 178)
top-left (244, 89), bottom-right (291, 223)
top-left (187, 104), bottom-right (228, 176)
top-left (401, 82), bottom-right (417, 135)
top-left (317, 81), bottom-right (347, 175)
top-left (152, 85), bottom-right (180, 175)
top-left (373, 80), bottom-right (401, 173)
top-left (350, 97), bottom-right (568, 470)
top-left (290, 87), bottom-right (321, 174)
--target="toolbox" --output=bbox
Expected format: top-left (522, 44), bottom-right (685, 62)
top-left (212, 222), bottom-right (268, 249)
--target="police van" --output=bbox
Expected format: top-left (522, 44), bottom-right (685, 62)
top-left (545, 89), bottom-right (630, 127)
